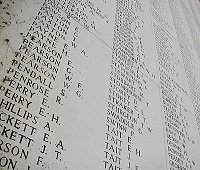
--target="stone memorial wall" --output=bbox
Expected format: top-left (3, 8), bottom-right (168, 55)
top-left (0, 0), bottom-right (200, 169)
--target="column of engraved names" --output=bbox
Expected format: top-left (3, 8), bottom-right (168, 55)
top-left (55, 0), bottom-right (113, 105)
top-left (0, 0), bottom-right (70, 169)
top-left (168, 0), bottom-right (200, 168)
top-left (168, 0), bottom-right (200, 132)
top-left (160, 71), bottom-right (196, 170)
top-left (150, 0), bottom-right (197, 169)
top-left (169, 0), bottom-right (200, 131)
top-left (178, 0), bottom-right (200, 124)
top-left (103, 0), bottom-right (153, 169)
